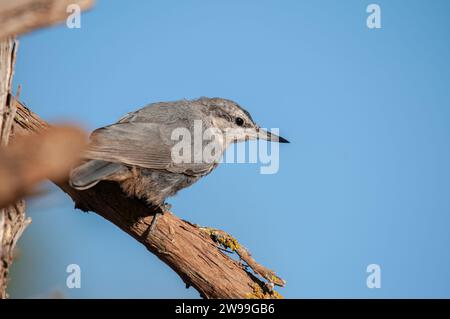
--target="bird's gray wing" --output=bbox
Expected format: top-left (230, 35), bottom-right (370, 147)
top-left (84, 122), bottom-right (214, 176)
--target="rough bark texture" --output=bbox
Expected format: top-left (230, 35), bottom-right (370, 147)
top-left (12, 100), bottom-right (285, 299)
top-left (0, 37), bottom-right (30, 299)
top-left (0, 0), bottom-right (94, 40)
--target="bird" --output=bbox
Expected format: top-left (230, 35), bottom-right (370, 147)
top-left (69, 97), bottom-right (289, 230)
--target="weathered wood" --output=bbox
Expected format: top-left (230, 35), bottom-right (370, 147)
top-left (0, 37), bottom-right (29, 299)
top-left (0, 0), bottom-right (94, 40)
top-left (12, 100), bottom-right (284, 299)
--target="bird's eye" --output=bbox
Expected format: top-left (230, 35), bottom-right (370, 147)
top-left (235, 117), bottom-right (244, 126)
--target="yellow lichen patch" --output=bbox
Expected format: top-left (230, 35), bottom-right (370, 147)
top-left (200, 227), bottom-right (240, 251)
top-left (268, 274), bottom-right (286, 287)
top-left (200, 227), bottom-right (285, 299)
top-left (219, 234), bottom-right (240, 251)
top-left (245, 283), bottom-right (284, 299)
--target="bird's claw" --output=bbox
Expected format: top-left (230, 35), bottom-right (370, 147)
top-left (148, 203), bottom-right (171, 235)
top-left (162, 202), bottom-right (172, 213)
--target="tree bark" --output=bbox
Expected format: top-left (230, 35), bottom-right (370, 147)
top-left (0, 37), bottom-right (30, 299)
top-left (12, 100), bottom-right (285, 299)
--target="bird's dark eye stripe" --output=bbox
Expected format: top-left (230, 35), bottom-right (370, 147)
top-left (235, 117), bottom-right (244, 126)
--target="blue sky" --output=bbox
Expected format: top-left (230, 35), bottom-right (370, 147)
top-left (8, 0), bottom-right (450, 298)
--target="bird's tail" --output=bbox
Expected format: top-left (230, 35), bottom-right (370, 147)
top-left (69, 160), bottom-right (124, 190)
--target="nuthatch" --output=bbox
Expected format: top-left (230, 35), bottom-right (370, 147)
top-left (69, 97), bottom-right (289, 230)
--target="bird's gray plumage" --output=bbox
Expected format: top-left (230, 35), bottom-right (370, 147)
top-left (70, 160), bottom-right (125, 189)
top-left (69, 97), bottom-right (288, 207)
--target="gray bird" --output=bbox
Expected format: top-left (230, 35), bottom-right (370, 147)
top-left (69, 97), bottom-right (288, 228)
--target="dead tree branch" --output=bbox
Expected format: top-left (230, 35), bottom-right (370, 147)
top-left (0, 0), bottom-right (95, 40)
top-left (12, 100), bottom-right (285, 299)
top-left (0, 36), bottom-right (28, 299)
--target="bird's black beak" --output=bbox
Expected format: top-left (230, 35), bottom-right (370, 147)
top-left (257, 128), bottom-right (290, 143)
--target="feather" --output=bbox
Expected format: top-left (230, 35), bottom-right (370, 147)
top-left (69, 160), bottom-right (124, 190)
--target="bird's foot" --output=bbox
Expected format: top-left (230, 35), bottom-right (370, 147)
top-left (162, 202), bottom-right (172, 212)
top-left (148, 202), bottom-right (171, 234)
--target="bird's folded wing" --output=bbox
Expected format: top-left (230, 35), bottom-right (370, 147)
top-left (84, 122), bottom-right (213, 175)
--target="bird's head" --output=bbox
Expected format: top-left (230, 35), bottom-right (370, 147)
top-left (198, 97), bottom-right (290, 144)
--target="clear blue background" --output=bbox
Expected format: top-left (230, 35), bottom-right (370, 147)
top-left (8, 0), bottom-right (450, 298)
